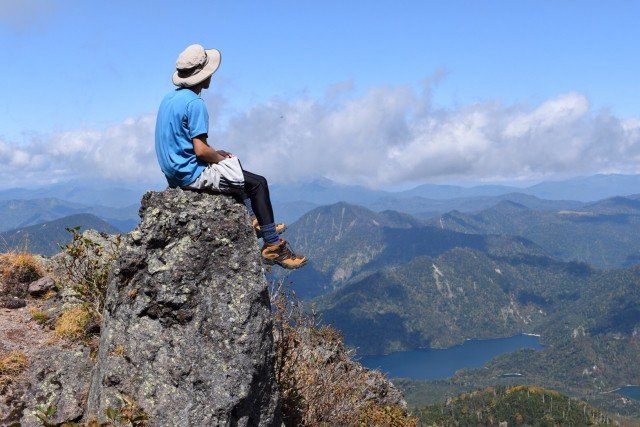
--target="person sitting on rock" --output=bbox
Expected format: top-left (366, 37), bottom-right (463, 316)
top-left (155, 44), bottom-right (307, 270)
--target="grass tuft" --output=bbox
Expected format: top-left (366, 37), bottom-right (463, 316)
top-left (0, 252), bottom-right (43, 286)
top-left (0, 350), bottom-right (28, 393)
top-left (55, 305), bottom-right (91, 341)
top-left (29, 307), bottom-right (50, 325)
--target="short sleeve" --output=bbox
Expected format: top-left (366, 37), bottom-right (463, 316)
top-left (186, 98), bottom-right (209, 139)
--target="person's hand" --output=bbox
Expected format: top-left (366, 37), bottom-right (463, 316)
top-left (217, 150), bottom-right (233, 158)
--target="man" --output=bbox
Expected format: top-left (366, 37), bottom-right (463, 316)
top-left (155, 44), bottom-right (307, 269)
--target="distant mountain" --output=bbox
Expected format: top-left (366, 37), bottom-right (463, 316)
top-left (372, 192), bottom-right (584, 218)
top-left (314, 247), bottom-right (591, 354)
top-left (0, 180), bottom-right (160, 208)
top-left (271, 174), bottom-right (640, 207)
top-left (0, 198), bottom-right (139, 233)
top-left (526, 174), bottom-right (640, 202)
top-left (427, 195), bottom-right (640, 268)
top-left (2, 173), bottom-right (634, 227)
top-left (274, 191), bottom-right (584, 224)
top-left (270, 177), bottom-right (390, 205)
top-left (272, 200), bottom-right (319, 226)
top-left (282, 202), bottom-right (546, 299)
top-left (269, 182), bottom-right (587, 223)
top-left (401, 174), bottom-right (640, 202)
top-left (0, 213), bottom-right (120, 255)
top-left (399, 183), bottom-right (520, 199)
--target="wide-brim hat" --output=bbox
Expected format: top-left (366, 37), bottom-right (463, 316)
top-left (172, 44), bottom-right (221, 88)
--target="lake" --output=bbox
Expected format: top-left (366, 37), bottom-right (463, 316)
top-left (617, 386), bottom-right (640, 401)
top-left (360, 334), bottom-right (543, 380)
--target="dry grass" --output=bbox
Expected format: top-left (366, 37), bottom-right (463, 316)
top-left (55, 305), bottom-right (92, 341)
top-left (0, 252), bottom-right (43, 286)
top-left (271, 283), bottom-right (417, 427)
top-left (29, 307), bottom-right (50, 325)
top-left (0, 350), bottom-right (28, 393)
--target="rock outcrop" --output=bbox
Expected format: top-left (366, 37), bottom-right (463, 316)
top-left (18, 347), bottom-right (94, 426)
top-left (87, 189), bottom-right (280, 426)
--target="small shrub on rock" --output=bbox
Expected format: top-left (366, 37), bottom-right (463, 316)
top-left (56, 228), bottom-right (119, 318)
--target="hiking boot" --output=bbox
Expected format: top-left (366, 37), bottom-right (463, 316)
top-left (261, 239), bottom-right (307, 269)
top-left (252, 218), bottom-right (286, 236)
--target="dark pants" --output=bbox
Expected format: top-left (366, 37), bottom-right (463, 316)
top-left (241, 170), bottom-right (275, 226)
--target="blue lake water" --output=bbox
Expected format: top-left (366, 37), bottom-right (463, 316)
top-left (360, 334), bottom-right (543, 380)
top-left (617, 386), bottom-right (640, 401)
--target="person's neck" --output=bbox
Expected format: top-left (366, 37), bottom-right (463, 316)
top-left (188, 86), bottom-right (203, 95)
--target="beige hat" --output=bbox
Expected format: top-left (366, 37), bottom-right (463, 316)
top-left (172, 44), bottom-right (221, 88)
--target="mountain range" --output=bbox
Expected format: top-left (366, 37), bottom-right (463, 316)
top-left (0, 198), bottom-right (139, 233)
top-left (2, 173), bottom-right (639, 234)
top-left (0, 213), bottom-right (120, 255)
top-left (426, 195), bottom-right (640, 268)
top-left (279, 202), bottom-right (545, 300)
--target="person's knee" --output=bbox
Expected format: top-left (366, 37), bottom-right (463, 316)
top-left (252, 174), bottom-right (267, 189)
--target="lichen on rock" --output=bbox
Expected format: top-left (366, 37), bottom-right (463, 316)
top-left (87, 188), bottom-right (280, 426)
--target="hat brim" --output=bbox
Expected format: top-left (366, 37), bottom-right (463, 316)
top-left (172, 48), bottom-right (221, 87)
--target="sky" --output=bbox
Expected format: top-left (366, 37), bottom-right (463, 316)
top-left (1, 0), bottom-right (639, 190)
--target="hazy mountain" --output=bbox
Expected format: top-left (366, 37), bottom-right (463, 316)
top-left (372, 192), bottom-right (584, 218)
top-left (0, 213), bottom-right (120, 255)
top-left (272, 200), bottom-right (319, 225)
top-left (270, 177), bottom-right (390, 205)
top-left (0, 198), bottom-right (139, 233)
top-left (0, 180), bottom-right (158, 208)
top-left (427, 195), bottom-right (640, 268)
top-left (399, 183), bottom-right (520, 199)
top-left (526, 174), bottom-right (640, 202)
top-left (270, 178), bottom-right (585, 222)
top-left (270, 174), bottom-right (640, 208)
top-left (2, 173), bottom-right (633, 227)
top-left (401, 174), bottom-right (640, 202)
top-left (282, 202), bottom-right (547, 299)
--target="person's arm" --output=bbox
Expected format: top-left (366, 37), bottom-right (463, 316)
top-left (192, 134), bottom-right (232, 164)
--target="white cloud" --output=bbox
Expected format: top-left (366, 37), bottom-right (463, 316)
top-left (218, 88), bottom-right (640, 186)
top-left (0, 115), bottom-right (160, 187)
top-left (1, 85), bottom-right (639, 188)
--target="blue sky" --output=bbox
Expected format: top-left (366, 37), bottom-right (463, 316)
top-left (1, 0), bottom-right (639, 188)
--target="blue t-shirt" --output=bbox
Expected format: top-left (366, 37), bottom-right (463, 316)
top-left (155, 88), bottom-right (209, 187)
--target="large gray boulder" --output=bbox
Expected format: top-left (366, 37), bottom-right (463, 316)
top-left (87, 188), bottom-right (280, 426)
